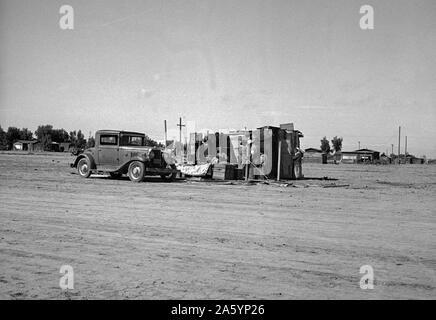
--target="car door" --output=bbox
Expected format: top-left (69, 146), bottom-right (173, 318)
top-left (98, 134), bottom-right (119, 168)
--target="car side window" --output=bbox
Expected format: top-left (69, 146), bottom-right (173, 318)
top-left (120, 135), bottom-right (144, 146)
top-left (128, 136), bottom-right (143, 146)
top-left (100, 135), bottom-right (118, 146)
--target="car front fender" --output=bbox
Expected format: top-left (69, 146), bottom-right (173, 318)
top-left (72, 153), bottom-right (96, 169)
top-left (118, 156), bottom-right (148, 172)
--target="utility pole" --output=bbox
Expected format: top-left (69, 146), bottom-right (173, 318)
top-left (358, 141), bottom-right (361, 150)
top-left (164, 120), bottom-right (168, 146)
top-left (391, 144), bottom-right (394, 157)
top-left (405, 136), bottom-right (408, 156)
top-left (177, 117), bottom-right (185, 143)
top-left (398, 126), bottom-right (401, 164)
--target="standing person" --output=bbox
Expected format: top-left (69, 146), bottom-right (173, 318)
top-left (293, 147), bottom-right (304, 179)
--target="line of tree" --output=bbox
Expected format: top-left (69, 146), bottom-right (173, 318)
top-left (34, 125), bottom-right (92, 150)
top-left (144, 135), bottom-right (163, 148)
top-left (0, 124), bottom-right (161, 151)
top-left (0, 125), bottom-right (94, 151)
top-left (0, 126), bottom-right (33, 150)
top-left (320, 136), bottom-right (343, 153)
top-left (35, 125), bottom-right (90, 150)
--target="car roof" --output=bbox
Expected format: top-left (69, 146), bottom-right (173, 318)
top-left (96, 130), bottom-right (145, 136)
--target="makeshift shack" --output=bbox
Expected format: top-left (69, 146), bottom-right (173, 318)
top-left (185, 123), bottom-right (304, 180)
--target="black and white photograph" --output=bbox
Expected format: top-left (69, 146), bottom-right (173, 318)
top-left (0, 0), bottom-right (435, 305)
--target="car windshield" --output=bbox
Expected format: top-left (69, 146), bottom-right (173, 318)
top-left (120, 135), bottom-right (145, 146)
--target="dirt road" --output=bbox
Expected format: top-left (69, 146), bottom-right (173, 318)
top-left (0, 152), bottom-right (435, 299)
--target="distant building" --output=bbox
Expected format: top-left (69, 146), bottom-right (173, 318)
top-left (379, 154), bottom-right (392, 164)
top-left (59, 142), bottom-right (73, 152)
top-left (329, 151), bottom-right (342, 163)
top-left (341, 149), bottom-right (380, 164)
top-left (49, 142), bottom-right (60, 152)
top-left (303, 148), bottom-right (324, 163)
top-left (305, 148), bottom-right (322, 155)
top-left (13, 140), bottom-right (38, 152)
top-left (13, 140), bottom-right (63, 152)
top-left (409, 157), bottom-right (425, 164)
top-left (32, 141), bottom-right (44, 152)
top-left (405, 155), bottom-right (425, 164)
top-left (390, 154), bottom-right (425, 164)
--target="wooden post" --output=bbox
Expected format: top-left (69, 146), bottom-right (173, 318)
top-left (164, 120), bottom-right (167, 146)
top-left (245, 141), bottom-right (250, 181)
top-left (398, 126), bottom-right (401, 164)
top-left (277, 140), bottom-right (282, 181)
top-left (405, 136), bottom-right (408, 155)
top-left (177, 117), bottom-right (185, 144)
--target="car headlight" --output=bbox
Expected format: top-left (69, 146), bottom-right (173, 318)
top-left (162, 150), bottom-right (175, 164)
top-left (149, 150), bottom-right (155, 160)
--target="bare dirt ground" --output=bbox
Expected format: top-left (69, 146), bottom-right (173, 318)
top-left (0, 152), bottom-right (435, 299)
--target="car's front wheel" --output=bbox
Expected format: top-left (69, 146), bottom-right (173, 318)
top-left (161, 164), bottom-right (177, 182)
top-left (128, 161), bottom-right (145, 183)
top-left (77, 158), bottom-right (91, 178)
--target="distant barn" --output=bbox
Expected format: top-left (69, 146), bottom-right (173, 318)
top-left (13, 140), bottom-right (38, 152)
top-left (341, 149), bottom-right (380, 164)
top-left (405, 155), bottom-right (425, 164)
top-left (13, 140), bottom-right (65, 152)
top-left (59, 142), bottom-right (73, 152)
top-left (303, 148), bottom-right (325, 163)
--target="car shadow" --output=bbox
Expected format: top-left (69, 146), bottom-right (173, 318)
top-left (302, 176), bottom-right (338, 181)
top-left (90, 175), bottom-right (186, 183)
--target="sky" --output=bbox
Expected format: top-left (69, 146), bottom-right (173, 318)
top-left (0, 0), bottom-right (435, 156)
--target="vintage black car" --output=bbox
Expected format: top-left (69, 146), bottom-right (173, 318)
top-left (71, 130), bottom-right (178, 182)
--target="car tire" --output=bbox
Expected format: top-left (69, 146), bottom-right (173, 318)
top-left (77, 157), bottom-right (91, 178)
top-left (128, 161), bottom-right (145, 183)
top-left (161, 164), bottom-right (177, 182)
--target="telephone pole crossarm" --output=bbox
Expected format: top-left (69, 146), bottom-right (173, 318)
top-left (177, 117), bottom-right (186, 143)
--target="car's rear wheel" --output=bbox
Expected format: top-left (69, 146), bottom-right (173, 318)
top-left (128, 161), bottom-right (145, 183)
top-left (161, 164), bottom-right (177, 182)
top-left (77, 158), bottom-right (91, 178)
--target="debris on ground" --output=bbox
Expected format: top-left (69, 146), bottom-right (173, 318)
top-left (322, 184), bottom-right (350, 188)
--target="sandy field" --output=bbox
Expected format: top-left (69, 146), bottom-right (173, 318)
top-left (0, 152), bottom-right (435, 299)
